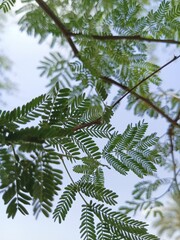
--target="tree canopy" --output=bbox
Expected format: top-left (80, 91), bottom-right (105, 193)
top-left (0, 0), bottom-right (180, 239)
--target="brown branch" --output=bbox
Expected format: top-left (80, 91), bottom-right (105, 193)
top-left (71, 33), bottom-right (180, 45)
top-left (102, 76), bottom-right (180, 128)
top-left (35, 1), bottom-right (180, 129)
top-left (35, 0), bottom-right (79, 56)
top-left (111, 55), bottom-right (180, 108)
top-left (72, 118), bottom-right (102, 132)
top-left (35, 1), bottom-right (180, 48)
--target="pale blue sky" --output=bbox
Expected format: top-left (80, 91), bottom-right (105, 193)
top-left (0, 5), bottom-right (179, 240)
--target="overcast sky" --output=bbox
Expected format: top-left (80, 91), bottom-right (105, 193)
top-left (0, 4), bottom-right (179, 240)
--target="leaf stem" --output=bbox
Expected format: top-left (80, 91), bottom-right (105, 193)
top-left (61, 158), bottom-right (88, 205)
top-left (168, 126), bottom-right (180, 194)
top-left (72, 118), bottom-right (102, 132)
top-left (141, 169), bottom-right (180, 204)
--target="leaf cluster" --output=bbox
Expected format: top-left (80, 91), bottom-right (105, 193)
top-left (103, 121), bottom-right (160, 178)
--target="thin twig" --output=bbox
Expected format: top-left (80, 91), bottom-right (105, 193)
top-left (149, 178), bottom-right (175, 202)
top-left (36, 0), bottom-right (180, 129)
top-left (72, 118), bottom-right (102, 132)
top-left (168, 126), bottom-right (180, 193)
top-left (111, 55), bottom-right (180, 108)
top-left (71, 33), bottom-right (180, 45)
top-left (154, 169), bottom-right (180, 201)
top-left (61, 158), bottom-right (88, 205)
top-left (153, 187), bottom-right (171, 202)
top-left (11, 144), bottom-right (20, 162)
top-left (102, 76), bottom-right (180, 128)
top-left (142, 169), bottom-right (180, 204)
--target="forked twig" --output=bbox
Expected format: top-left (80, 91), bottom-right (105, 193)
top-left (111, 55), bottom-right (180, 108)
top-left (35, 0), bottom-right (79, 56)
top-left (36, 0), bottom-right (180, 129)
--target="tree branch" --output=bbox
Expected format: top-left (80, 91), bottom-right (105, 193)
top-left (111, 55), bottom-right (180, 107)
top-left (72, 118), bottom-right (102, 132)
top-left (35, 1), bottom-right (180, 129)
top-left (71, 33), bottom-right (180, 45)
top-left (35, 0), bottom-right (79, 56)
top-left (102, 76), bottom-right (180, 128)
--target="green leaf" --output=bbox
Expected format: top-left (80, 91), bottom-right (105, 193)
top-left (77, 182), bottom-right (118, 205)
top-left (3, 184), bottom-right (16, 204)
top-left (53, 184), bottom-right (77, 223)
top-left (0, 0), bottom-right (16, 12)
top-left (80, 204), bottom-right (96, 240)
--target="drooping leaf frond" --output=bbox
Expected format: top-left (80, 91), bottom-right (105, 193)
top-left (72, 131), bottom-right (101, 160)
top-left (86, 201), bottom-right (159, 240)
top-left (96, 222), bottom-right (112, 240)
top-left (80, 204), bottom-right (96, 240)
top-left (0, 94), bottom-right (47, 126)
top-left (119, 178), bottom-right (171, 217)
top-left (53, 184), bottom-right (77, 223)
top-left (32, 150), bottom-right (63, 218)
top-left (92, 167), bottom-right (104, 187)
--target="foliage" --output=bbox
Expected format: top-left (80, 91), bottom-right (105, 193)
top-left (0, 0), bottom-right (180, 239)
top-left (152, 193), bottom-right (180, 240)
top-left (0, 0), bottom-right (16, 13)
top-left (0, 12), bottom-right (14, 102)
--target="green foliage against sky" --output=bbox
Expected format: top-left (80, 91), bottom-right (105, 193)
top-left (152, 193), bottom-right (180, 240)
top-left (0, 0), bottom-right (180, 239)
top-left (0, 12), bottom-right (14, 102)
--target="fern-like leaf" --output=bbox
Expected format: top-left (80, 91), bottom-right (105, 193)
top-left (73, 130), bottom-right (101, 159)
top-left (53, 184), bottom-right (77, 223)
top-left (92, 167), bottom-right (104, 187)
top-left (96, 222), bottom-right (111, 240)
top-left (80, 204), bottom-right (96, 240)
top-left (89, 201), bottom-right (159, 240)
top-left (77, 182), bottom-right (118, 205)
top-left (0, 94), bottom-right (47, 126)
top-left (0, 0), bottom-right (16, 12)
top-left (105, 153), bottom-right (129, 175)
top-left (103, 121), bottom-right (159, 177)
top-left (95, 81), bottom-right (108, 101)
top-left (83, 123), bottom-right (114, 139)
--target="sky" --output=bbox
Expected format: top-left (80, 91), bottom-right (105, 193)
top-left (0, 3), bottom-right (180, 240)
